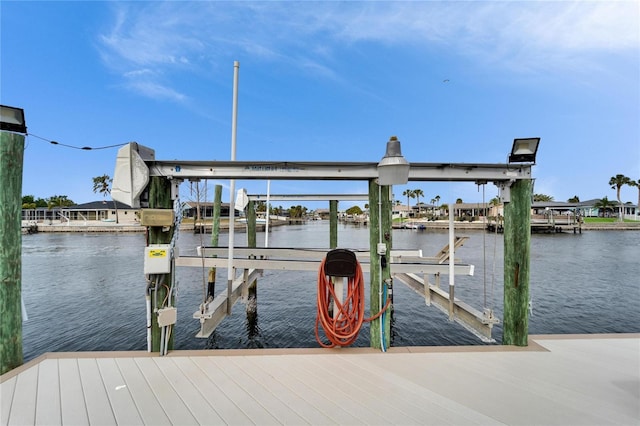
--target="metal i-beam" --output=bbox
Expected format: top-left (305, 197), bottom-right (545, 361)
top-left (394, 273), bottom-right (499, 342)
top-left (148, 160), bottom-right (531, 182)
top-left (195, 247), bottom-right (424, 260)
top-left (248, 194), bottom-right (369, 202)
top-left (193, 268), bottom-right (261, 338)
top-left (176, 255), bottom-right (474, 275)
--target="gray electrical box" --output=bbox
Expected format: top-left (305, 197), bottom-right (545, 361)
top-left (144, 244), bottom-right (172, 274)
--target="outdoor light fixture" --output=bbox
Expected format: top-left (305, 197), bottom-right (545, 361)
top-left (377, 136), bottom-right (410, 185)
top-left (0, 105), bottom-right (27, 134)
top-left (509, 137), bottom-right (540, 163)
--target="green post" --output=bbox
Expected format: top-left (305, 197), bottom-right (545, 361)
top-left (0, 132), bottom-right (25, 374)
top-left (246, 200), bottom-right (258, 327)
top-left (247, 200), bottom-right (256, 248)
top-left (148, 176), bottom-right (175, 352)
top-left (503, 179), bottom-right (532, 346)
top-left (207, 185), bottom-right (222, 299)
top-left (369, 180), bottom-right (392, 349)
top-left (329, 200), bottom-right (338, 249)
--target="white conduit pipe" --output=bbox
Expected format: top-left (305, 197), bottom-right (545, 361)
top-left (146, 294), bottom-right (152, 352)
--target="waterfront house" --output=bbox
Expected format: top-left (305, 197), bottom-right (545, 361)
top-left (22, 201), bottom-right (138, 224)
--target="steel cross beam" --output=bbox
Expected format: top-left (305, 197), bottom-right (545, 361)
top-left (148, 160), bottom-right (531, 182)
top-left (248, 194), bottom-right (369, 202)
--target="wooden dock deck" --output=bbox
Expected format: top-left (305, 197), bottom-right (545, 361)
top-left (2, 334), bottom-right (638, 425)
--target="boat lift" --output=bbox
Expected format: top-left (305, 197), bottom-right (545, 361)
top-left (112, 140), bottom-right (535, 350)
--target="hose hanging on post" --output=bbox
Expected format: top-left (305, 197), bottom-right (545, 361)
top-left (315, 254), bottom-right (391, 348)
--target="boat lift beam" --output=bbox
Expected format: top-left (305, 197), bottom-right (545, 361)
top-left (192, 268), bottom-right (262, 338)
top-left (394, 273), bottom-right (499, 342)
top-left (177, 247), bottom-right (476, 339)
top-left (147, 160), bottom-right (531, 183)
top-left (248, 194), bottom-right (369, 202)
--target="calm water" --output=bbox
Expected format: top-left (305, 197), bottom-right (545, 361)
top-left (21, 222), bottom-right (640, 361)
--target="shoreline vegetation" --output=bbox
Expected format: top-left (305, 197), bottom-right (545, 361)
top-left (23, 217), bottom-right (640, 233)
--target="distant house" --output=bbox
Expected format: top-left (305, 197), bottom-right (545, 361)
top-left (392, 204), bottom-right (413, 219)
top-left (22, 201), bottom-right (138, 224)
top-left (449, 202), bottom-right (500, 219)
top-left (532, 200), bottom-right (637, 220)
top-left (183, 202), bottom-right (236, 219)
top-left (315, 208), bottom-right (331, 220)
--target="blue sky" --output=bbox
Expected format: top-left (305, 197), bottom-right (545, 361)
top-left (2, 1), bottom-right (639, 209)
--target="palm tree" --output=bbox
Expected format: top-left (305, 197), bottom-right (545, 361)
top-left (594, 196), bottom-right (616, 218)
top-left (630, 179), bottom-right (639, 219)
top-left (402, 189), bottom-right (414, 217)
top-left (434, 195), bottom-right (440, 217)
top-left (413, 189), bottom-right (424, 216)
top-left (93, 174), bottom-right (119, 223)
top-left (609, 174), bottom-right (632, 221)
top-left (568, 196), bottom-right (580, 203)
top-left (533, 194), bottom-right (554, 202)
top-left (46, 195), bottom-right (74, 208)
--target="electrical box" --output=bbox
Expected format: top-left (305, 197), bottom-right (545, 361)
top-left (144, 244), bottom-right (172, 274)
top-left (377, 243), bottom-right (387, 255)
top-left (139, 209), bottom-right (174, 227)
top-left (157, 307), bottom-right (177, 327)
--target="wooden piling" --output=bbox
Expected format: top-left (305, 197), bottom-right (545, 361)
top-left (369, 180), bottom-right (392, 350)
top-left (329, 200), bottom-right (338, 249)
top-left (245, 200), bottom-right (258, 330)
top-left (147, 176), bottom-right (175, 353)
top-left (207, 185), bottom-right (222, 299)
top-left (503, 179), bottom-right (532, 346)
top-left (0, 132), bottom-right (25, 375)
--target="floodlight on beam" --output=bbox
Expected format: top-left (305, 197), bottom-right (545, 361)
top-left (0, 105), bottom-right (27, 134)
top-left (377, 136), bottom-right (410, 185)
top-left (509, 137), bottom-right (540, 164)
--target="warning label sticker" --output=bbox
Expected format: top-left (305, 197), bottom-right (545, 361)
top-left (148, 249), bottom-right (167, 258)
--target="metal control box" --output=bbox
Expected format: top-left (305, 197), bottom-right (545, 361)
top-left (144, 244), bottom-right (172, 274)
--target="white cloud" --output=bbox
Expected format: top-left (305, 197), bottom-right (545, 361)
top-left (98, 1), bottom-right (639, 99)
top-left (124, 80), bottom-right (187, 103)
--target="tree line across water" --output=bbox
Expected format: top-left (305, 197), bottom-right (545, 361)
top-left (22, 174), bottom-right (639, 222)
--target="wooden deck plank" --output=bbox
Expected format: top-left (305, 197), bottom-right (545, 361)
top-left (251, 354), bottom-right (359, 424)
top-left (0, 376), bottom-right (17, 425)
top-left (7, 362), bottom-right (38, 425)
top-left (34, 359), bottom-right (61, 425)
top-left (384, 352), bottom-right (577, 425)
top-left (370, 350), bottom-right (631, 425)
top-left (134, 358), bottom-right (198, 425)
top-left (258, 355), bottom-right (365, 425)
top-left (58, 358), bottom-right (89, 425)
top-left (171, 356), bottom-right (252, 425)
top-left (96, 358), bottom-right (144, 426)
top-left (230, 356), bottom-right (335, 425)
top-left (327, 356), bottom-right (436, 422)
top-left (330, 354), bottom-right (493, 425)
top-left (191, 356), bottom-right (280, 425)
top-left (293, 355), bottom-right (420, 425)
top-left (208, 356), bottom-right (309, 425)
top-left (77, 358), bottom-right (116, 425)
top-left (114, 358), bottom-right (171, 425)
top-left (2, 335), bottom-right (638, 426)
top-left (469, 343), bottom-right (639, 424)
top-left (152, 357), bottom-right (225, 425)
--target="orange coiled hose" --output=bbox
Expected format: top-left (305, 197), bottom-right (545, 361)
top-left (315, 257), bottom-right (391, 348)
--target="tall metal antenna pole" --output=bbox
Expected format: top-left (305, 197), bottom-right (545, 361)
top-left (227, 61), bottom-right (239, 314)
